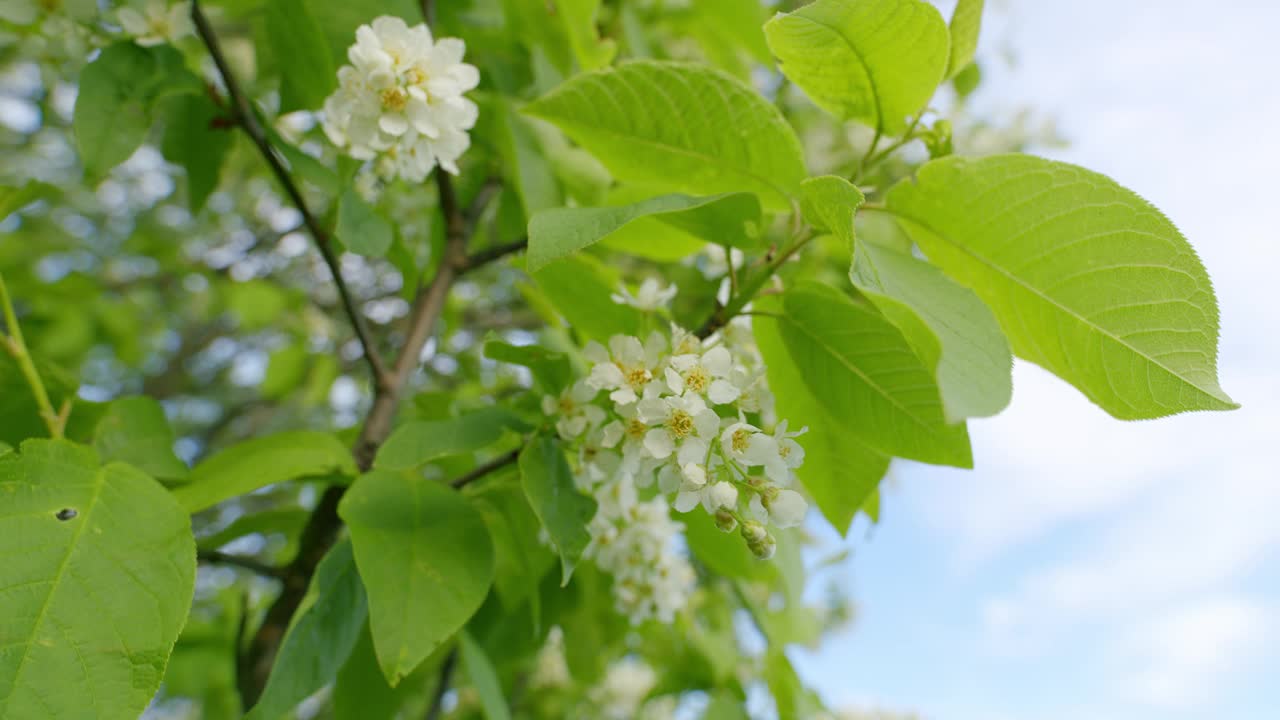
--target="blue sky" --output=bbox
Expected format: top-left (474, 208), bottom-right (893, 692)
top-left (795, 2), bottom-right (1280, 718)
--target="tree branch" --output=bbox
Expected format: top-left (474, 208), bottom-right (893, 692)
top-left (190, 0), bottom-right (388, 387)
top-left (198, 550), bottom-right (285, 580)
top-left (449, 447), bottom-right (521, 489)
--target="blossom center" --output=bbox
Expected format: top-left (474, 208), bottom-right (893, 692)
top-left (731, 428), bottom-right (751, 454)
top-left (779, 444), bottom-right (791, 459)
top-left (683, 367), bottom-right (709, 394)
top-left (667, 410), bottom-right (694, 438)
top-left (406, 67), bottom-right (427, 85)
top-left (380, 87), bottom-right (408, 111)
top-left (625, 419), bottom-right (647, 440)
top-left (618, 363), bottom-right (649, 388)
top-left (558, 397), bottom-right (576, 414)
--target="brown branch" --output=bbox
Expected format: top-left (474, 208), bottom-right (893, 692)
top-left (237, 171), bottom-right (500, 704)
top-left (460, 238), bottom-right (527, 274)
top-left (190, 0), bottom-right (388, 387)
top-left (198, 550), bottom-right (284, 580)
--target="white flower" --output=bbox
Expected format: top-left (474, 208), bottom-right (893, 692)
top-left (592, 658), bottom-right (658, 720)
top-left (530, 626), bottom-right (570, 688)
top-left (674, 479), bottom-right (738, 514)
top-left (763, 488), bottom-right (807, 528)
top-left (666, 344), bottom-right (738, 404)
top-left (720, 420), bottom-right (792, 485)
top-left (322, 16), bottom-right (479, 181)
top-left (637, 392), bottom-right (719, 460)
top-left (611, 277), bottom-right (677, 311)
top-left (585, 333), bottom-right (666, 406)
top-left (542, 379), bottom-right (604, 439)
top-left (117, 0), bottom-right (193, 47)
top-left (773, 420), bottom-right (808, 470)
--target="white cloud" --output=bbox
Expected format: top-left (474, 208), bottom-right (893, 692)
top-left (1117, 597), bottom-right (1271, 710)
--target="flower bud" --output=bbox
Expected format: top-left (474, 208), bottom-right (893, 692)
top-left (748, 532), bottom-right (777, 560)
top-left (762, 489), bottom-right (807, 528)
top-left (713, 509), bottom-right (738, 533)
top-left (740, 519), bottom-right (767, 544)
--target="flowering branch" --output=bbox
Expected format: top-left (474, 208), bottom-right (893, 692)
top-left (197, 550), bottom-right (285, 580)
top-left (189, 0), bottom-right (389, 387)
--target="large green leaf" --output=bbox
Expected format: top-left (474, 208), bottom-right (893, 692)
top-left (336, 188), bottom-right (394, 258)
top-left (467, 480), bottom-right (555, 620)
top-left (531, 254), bottom-right (643, 341)
top-left (945, 0), bottom-right (984, 78)
top-left (763, 0), bottom-right (949, 134)
top-left (246, 539), bottom-right (367, 720)
top-left (556, 0), bottom-right (617, 70)
top-left (754, 297), bottom-right (889, 533)
top-left (886, 154), bottom-right (1237, 418)
top-left (267, 0), bottom-right (336, 113)
top-left (518, 435), bottom-right (596, 585)
top-left (527, 192), bottom-right (761, 271)
top-left (525, 60), bottom-right (806, 210)
top-left (172, 431), bottom-right (357, 513)
top-left (0, 440), bottom-right (195, 719)
top-left (482, 340), bottom-right (572, 392)
top-left (774, 283), bottom-right (971, 467)
top-left (852, 240), bottom-right (1013, 420)
top-left (74, 42), bottom-right (201, 180)
top-left (161, 93), bottom-right (232, 213)
top-left (339, 471), bottom-right (495, 685)
top-left (459, 630), bottom-right (511, 720)
top-left (374, 407), bottom-right (525, 471)
top-left (93, 395), bottom-right (189, 482)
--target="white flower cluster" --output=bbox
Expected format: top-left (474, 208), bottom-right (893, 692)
top-left (588, 657), bottom-right (658, 720)
top-left (543, 311), bottom-right (810, 623)
top-left (116, 0), bottom-right (193, 47)
top-left (322, 16), bottom-right (479, 182)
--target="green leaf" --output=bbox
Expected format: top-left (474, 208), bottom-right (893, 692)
top-left (774, 283), bottom-right (972, 467)
top-left (246, 539), bottom-right (368, 720)
top-left (684, 509), bottom-right (769, 580)
top-left (0, 181), bottom-right (57, 221)
top-left (532, 254), bottom-right (643, 341)
top-left (161, 93), bottom-right (232, 212)
top-left (518, 435), bottom-right (596, 585)
top-left (527, 192), bottom-right (761, 271)
top-left (267, 0), bottom-right (336, 113)
top-left (467, 480), bottom-right (554, 625)
top-left (483, 340), bottom-right (572, 392)
top-left (339, 471), bottom-right (495, 685)
top-left (172, 431), bottom-right (357, 513)
top-left (74, 42), bottom-right (201, 180)
top-left (374, 408), bottom-right (526, 471)
top-left (852, 239), bottom-right (1013, 420)
top-left (336, 188), bottom-right (394, 258)
top-left (556, 0), bottom-right (617, 71)
top-left (945, 0), bottom-right (984, 79)
top-left (261, 343), bottom-right (309, 400)
top-left (799, 175), bottom-right (865, 243)
top-left (0, 440), bottom-right (196, 719)
top-left (525, 60), bottom-right (806, 211)
top-left (332, 627), bottom-right (411, 720)
top-left (0, 351), bottom-right (77, 447)
top-left (93, 395), bottom-right (189, 482)
top-left (763, 0), bottom-right (949, 134)
top-left (885, 154), bottom-right (1237, 418)
top-left (754, 297), bottom-right (889, 533)
top-left (459, 630), bottom-right (512, 720)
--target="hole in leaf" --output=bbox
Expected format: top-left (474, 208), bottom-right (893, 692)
top-left (55, 508), bottom-right (77, 521)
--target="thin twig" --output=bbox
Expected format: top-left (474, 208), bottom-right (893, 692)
top-left (190, 0), bottom-right (388, 387)
top-left (449, 448), bottom-right (521, 489)
top-left (0, 272), bottom-right (65, 438)
top-left (424, 648), bottom-right (459, 720)
top-left (198, 550), bottom-right (285, 580)
top-left (460, 238), bottom-right (527, 274)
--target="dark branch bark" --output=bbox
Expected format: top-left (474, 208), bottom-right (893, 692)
top-left (424, 648), bottom-right (458, 720)
top-left (449, 447), bottom-right (521, 489)
top-left (191, 0), bottom-right (388, 387)
top-left (197, 550), bottom-right (285, 580)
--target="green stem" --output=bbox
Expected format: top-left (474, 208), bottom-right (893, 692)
top-left (0, 273), bottom-right (65, 439)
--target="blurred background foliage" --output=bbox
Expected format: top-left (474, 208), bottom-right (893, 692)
top-left (0, 0), bottom-right (1060, 717)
